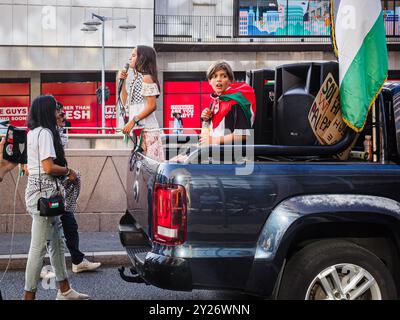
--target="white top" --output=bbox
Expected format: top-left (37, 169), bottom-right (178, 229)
top-left (27, 127), bottom-right (56, 175)
top-left (126, 71), bottom-right (161, 129)
top-left (141, 83), bottom-right (160, 97)
top-left (128, 103), bottom-right (160, 129)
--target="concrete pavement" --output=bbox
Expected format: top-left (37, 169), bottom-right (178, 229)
top-left (0, 232), bottom-right (130, 270)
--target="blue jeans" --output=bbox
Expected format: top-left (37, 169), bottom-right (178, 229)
top-left (60, 211), bottom-right (84, 265)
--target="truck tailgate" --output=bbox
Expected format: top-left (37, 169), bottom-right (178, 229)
top-left (126, 152), bottom-right (160, 237)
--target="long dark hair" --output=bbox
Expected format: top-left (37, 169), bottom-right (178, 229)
top-left (135, 45), bottom-right (160, 91)
top-left (27, 95), bottom-right (66, 167)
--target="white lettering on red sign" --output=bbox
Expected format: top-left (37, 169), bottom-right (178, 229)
top-left (170, 105), bottom-right (194, 118)
top-left (0, 107), bottom-right (28, 116)
top-left (64, 105), bottom-right (91, 120)
top-left (105, 105), bottom-right (117, 119)
top-left (0, 107), bottom-right (29, 122)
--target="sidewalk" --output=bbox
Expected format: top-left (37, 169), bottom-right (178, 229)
top-left (0, 232), bottom-right (130, 270)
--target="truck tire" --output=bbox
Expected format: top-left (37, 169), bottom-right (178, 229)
top-left (278, 240), bottom-right (397, 300)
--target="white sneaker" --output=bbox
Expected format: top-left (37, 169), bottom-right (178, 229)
top-left (40, 265), bottom-right (56, 280)
top-left (72, 258), bottom-right (101, 273)
top-left (56, 288), bottom-right (90, 300)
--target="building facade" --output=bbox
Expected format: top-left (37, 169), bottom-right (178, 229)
top-left (155, 0), bottom-right (400, 131)
top-left (0, 0), bottom-right (399, 131)
top-left (0, 0), bottom-right (153, 131)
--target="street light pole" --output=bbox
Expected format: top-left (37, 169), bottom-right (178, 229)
top-left (101, 20), bottom-right (105, 134)
top-left (82, 13), bottom-right (135, 134)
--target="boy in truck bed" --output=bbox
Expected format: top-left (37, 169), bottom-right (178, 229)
top-left (200, 60), bottom-right (256, 145)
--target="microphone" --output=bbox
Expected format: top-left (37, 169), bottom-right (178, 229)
top-left (117, 63), bottom-right (130, 96)
top-left (117, 63), bottom-right (130, 124)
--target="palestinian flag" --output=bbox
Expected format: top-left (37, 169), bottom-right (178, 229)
top-left (210, 82), bottom-right (256, 130)
top-left (330, 0), bottom-right (388, 132)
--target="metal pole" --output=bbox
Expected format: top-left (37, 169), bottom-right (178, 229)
top-left (372, 101), bottom-right (378, 162)
top-left (86, 13), bottom-right (134, 133)
top-left (101, 21), bottom-right (106, 134)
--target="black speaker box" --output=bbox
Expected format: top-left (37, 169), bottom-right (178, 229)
top-left (246, 68), bottom-right (275, 144)
top-left (274, 61), bottom-right (339, 146)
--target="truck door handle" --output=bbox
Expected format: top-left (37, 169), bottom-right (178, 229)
top-left (133, 181), bottom-right (139, 202)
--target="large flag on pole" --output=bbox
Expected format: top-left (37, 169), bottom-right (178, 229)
top-left (330, 0), bottom-right (388, 132)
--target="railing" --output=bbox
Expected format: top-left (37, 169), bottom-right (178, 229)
top-left (155, 15), bottom-right (246, 43)
top-left (154, 15), bottom-right (400, 44)
top-left (0, 126), bottom-right (203, 136)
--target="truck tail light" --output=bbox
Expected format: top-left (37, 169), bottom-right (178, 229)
top-left (153, 183), bottom-right (187, 246)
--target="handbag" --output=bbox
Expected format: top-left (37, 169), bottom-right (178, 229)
top-left (36, 129), bottom-right (65, 217)
top-left (37, 194), bottom-right (65, 217)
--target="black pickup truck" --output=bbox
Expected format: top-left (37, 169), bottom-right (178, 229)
top-left (119, 62), bottom-right (400, 300)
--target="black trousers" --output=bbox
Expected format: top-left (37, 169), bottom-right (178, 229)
top-left (60, 210), bottom-right (85, 265)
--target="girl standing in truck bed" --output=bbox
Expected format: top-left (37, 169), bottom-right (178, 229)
top-left (117, 45), bottom-right (164, 162)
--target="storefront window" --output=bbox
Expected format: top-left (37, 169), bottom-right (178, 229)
top-left (236, 0), bottom-right (398, 37)
top-left (163, 81), bottom-right (206, 134)
top-left (41, 74), bottom-right (116, 133)
top-left (237, 0), bottom-right (331, 36)
top-left (0, 79), bottom-right (30, 127)
top-left (382, 0), bottom-right (399, 36)
top-left (163, 72), bottom-right (246, 134)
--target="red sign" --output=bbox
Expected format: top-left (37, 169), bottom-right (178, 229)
top-left (164, 81), bottom-right (201, 94)
top-left (53, 95), bottom-right (97, 133)
top-left (43, 81), bottom-right (117, 133)
top-left (0, 90), bottom-right (30, 127)
top-left (164, 94), bottom-right (201, 134)
top-left (100, 95), bottom-right (117, 133)
top-left (163, 81), bottom-right (214, 134)
top-left (0, 83), bottom-right (29, 96)
top-left (42, 82), bottom-right (97, 95)
top-left (200, 81), bottom-right (214, 94)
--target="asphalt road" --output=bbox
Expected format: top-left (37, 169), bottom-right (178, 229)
top-left (0, 266), bottom-right (257, 300)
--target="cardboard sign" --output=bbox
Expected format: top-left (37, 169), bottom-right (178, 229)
top-left (308, 73), bottom-right (353, 159)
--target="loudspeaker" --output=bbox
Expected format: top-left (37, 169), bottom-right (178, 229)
top-left (383, 83), bottom-right (400, 158)
top-left (274, 61), bottom-right (338, 146)
top-left (246, 68), bottom-right (275, 144)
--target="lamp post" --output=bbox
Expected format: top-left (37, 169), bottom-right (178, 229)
top-left (82, 13), bottom-right (135, 134)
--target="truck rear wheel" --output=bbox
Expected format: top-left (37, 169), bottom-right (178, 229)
top-left (278, 240), bottom-right (397, 300)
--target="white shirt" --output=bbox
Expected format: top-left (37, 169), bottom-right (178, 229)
top-left (27, 127), bottom-right (56, 175)
top-left (126, 71), bottom-right (160, 129)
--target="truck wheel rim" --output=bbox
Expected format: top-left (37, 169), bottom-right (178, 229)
top-left (305, 263), bottom-right (382, 300)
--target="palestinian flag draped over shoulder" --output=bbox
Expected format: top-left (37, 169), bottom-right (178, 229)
top-left (330, 0), bottom-right (388, 132)
top-left (210, 82), bottom-right (256, 130)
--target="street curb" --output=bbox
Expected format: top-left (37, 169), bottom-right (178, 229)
top-left (0, 251), bottom-right (130, 270)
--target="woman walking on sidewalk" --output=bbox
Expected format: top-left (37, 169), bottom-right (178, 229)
top-left (24, 95), bottom-right (89, 300)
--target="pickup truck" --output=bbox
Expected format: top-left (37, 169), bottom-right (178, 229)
top-left (118, 63), bottom-right (400, 300)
